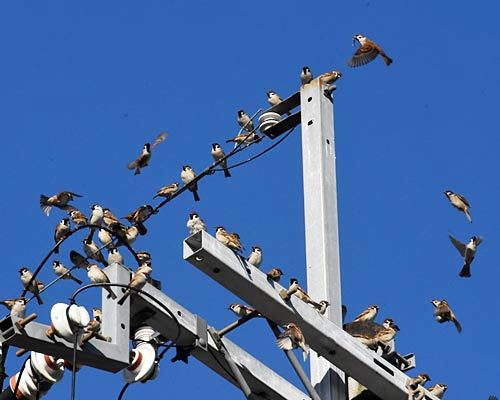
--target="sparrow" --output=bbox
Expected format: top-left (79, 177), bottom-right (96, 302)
top-left (375, 318), bottom-right (400, 347)
top-left (135, 260), bottom-right (153, 276)
top-left (288, 278), bottom-right (320, 307)
top-left (90, 204), bottom-right (104, 226)
top-left (124, 225), bottom-right (139, 245)
top-left (1, 297), bottom-right (27, 318)
top-left (211, 143), bottom-right (231, 178)
top-left (276, 322), bottom-right (310, 361)
top-left (103, 208), bottom-right (120, 227)
top-left (267, 91), bottom-right (291, 115)
top-left (236, 109), bottom-right (254, 132)
top-left (70, 250), bottom-right (90, 270)
top-left (123, 204), bottom-right (153, 235)
top-left (83, 238), bottom-right (108, 266)
top-left (87, 264), bottom-right (117, 299)
top-left (300, 66), bottom-right (313, 85)
top-left (98, 228), bottom-right (114, 249)
top-left (347, 34), bottom-right (392, 67)
top-left (431, 299), bottom-right (462, 333)
top-left (69, 209), bottom-right (88, 226)
top-left (181, 165), bottom-right (201, 202)
top-left (136, 251), bottom-right (151, 264)
top-left (127, 132), bottom-right (168, 175)
top-left (225, 131), bottom-right (259, 146)
top-left (353, 305), bottom-right (379, 323)
top-left (52, 260), bottom-right (83, 284)
top-left (488, 397), bottom-right (498, 400)
top-left (81, 308), bottom-right (103, 345)
top-left (228, 303), bottom-right (256, 318)
top-left (407, 373), bottom-right (431, 400)
top-left (117, 269), bottom-right (150, 305)
top-left (267, 267), bottom-right (283, 282)
top-left (54, 217), bottom-right (71, 254)
top-left (153, 182), bottom-right (179, 199)
top-left (215, 226), bottom-right (243, 252)
top-left (246, 246), bottom-right (263, 269)
top-left (40, 191), bottom-right (82, 216)
top-left (187, 212), bottom-right (207, 235)
top-left (108, 247), bottom-right (124, 265)
top-left (428, 383), bottom-right (447, 399)
top-left (448, 234), bottom-right (482, 277)
top-left (315, 300), bottom-right (330, 315)
top-left (318, 71), bottom-right (342, 99)
top-left (443, 190), bottom-right (472, 223)
top-left (19, 267), bottom-right (43, 305)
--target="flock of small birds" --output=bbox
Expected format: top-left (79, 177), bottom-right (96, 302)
top-left (0, 33), bottom-right (494, 399)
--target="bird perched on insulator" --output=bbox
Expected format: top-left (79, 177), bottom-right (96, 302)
top-left (40, 191), bottom-right (82, 216)
top-left (246, 246), bottom-right (263, 269)
top-left (443, 190), bottom-right (472, 223)
top-left (19, 267), bottom-right (43, 305)
top-left (52, 261), bottom-right (82, 284)
top-left (154, 182), bottom-right (179, 199)
top-left (347, 34), bottom-right (392, 67)
top-left (187, 212), bottom-right (207, 235)
top-left (87, 264), bottom-right (116, 299)
top-left (431, 299), bottom-right (462, 333)
top-left (54, 217), bottom-right (71, 254)
top-left (267, 267), bottom-right (283, 282)
top-left (353, 305), bottom-right (379, 322)
top-left (448, 234), bottom-right (482, 277)
top-left (127, 132), bottom-right (168, 175)
top-left (276, 322), bottom-right (309, 361)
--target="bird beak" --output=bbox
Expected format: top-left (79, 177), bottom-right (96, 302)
top-left (352, 37), bottom-right (357, 46)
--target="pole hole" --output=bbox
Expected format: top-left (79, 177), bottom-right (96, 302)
top-left (307, 120), bottom-right (313, 126)
top-left (121, 323), bottom-right (126, 329)
top-left (213, 267), bottom-right (221, 274)
top-left (177, 311), bottom-right (182, 317)
top-left (326, 139), bottom-right (330, 145)
top-left (307, 97), bottom-right (312, 102)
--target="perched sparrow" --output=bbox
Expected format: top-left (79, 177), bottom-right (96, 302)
top-left (347, 34), bottom-right (392, 67)
top-left (125, 225), bottom-right (139, 245)
top-left (407, 373), bottom-right (431, 390)
top-left (98, 228), bottom-right (114, 249)
top-left (187, 212), bottom-right (207, 235)
top-left (127, 132), bottom-right (167, 175)
top-left (135, 260), bottom-right (153, 276)
top-left (90, 204), bottom-right (104, 226)
top-left (211, 143), bottom-right (231, 178)
top-left (431, 299), bottom-right (462, 333)
top-left (19, 267), bottom-right (43, 305)
top-left (276, 322), bottom-right (309, 361)
top-left (40, 191), bottom-right (82, 216)
top-left (353, 305), bottom-right (379, 323)
top-left (117, 270), bottom-right (150, 305)
top-left (136, 251), bottom-right (151, 264)
top-left (123, 204), bottom-right (153, 236)
top-left (246, 246), bottom-right (263, 269)
top-left (154, 182), bottom-right (179, 199)
top-left (109, 223), bottom-right (138, 245)
top-left (448, 234), bottom-right (482, 277)
top-left (69, 209), bottom-right (88, 226)
top-left (80, 307), bottom-right (103, 345)
top-left (315, 300), bottom-right (330, 315)
top-left (428, 383), bottom-right (447, 399)
top-left (215, 226), bottom-right (243, 252)
top-left (83, 238), bottom-right (108, 266)
top-left (375, 318), bottom-right (400, 347)
top-left (228, 303), bottom-right (256, 318)
top-left (181, 165), bottom-right (200, 202)
top-left (108, 247), bottom-right (124, 265)
top-left (1, 297), bottom-right (27, 318)
top-left (87, 264), bottom-right (117, 299)
top-left (54, 218), bottom-right (71, 254)
top-left (225, 131), bottom-right (259, 146)
top-left (318, 71), bottom-right (342, 85)
top-left (267, 267), bottom-right (283, 282)
top-left (236, 109), bottom-right (254, 132)
top-left (52, 261), bottom-right (82, 284)
top-left (267, 91), bottom-right (291, 116)
top-left (288, 278), bottom-right (320, 307)
top-left (70, 250), bottom-right (90, 270)
top-left (443, 190), bottom-right (472, 223)
top-left (300, 66), bottom-right (313, 85)
top-left (103, 208), bottom-right (120, 227)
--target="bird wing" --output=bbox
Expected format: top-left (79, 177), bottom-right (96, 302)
top-left (353, 308), bottom-right (371, 321)
top-left (152, 132), bottom-right (168, 148)
top-left (275, 335), bottom-right (294, 351)
top-left (448, 234), bottom-right (466, 256)
top-left (347, 44), bottom-right (379, 67)
top-left (456, 193), bottom-right (470, 207)
top-left (70, 250), bottom-right (90, 269)
top-left (127, 159), bottom-right (139, 170)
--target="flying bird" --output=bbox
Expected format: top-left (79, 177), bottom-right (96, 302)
top-left (347, 34), bottom-right (392, 67)
top-left (448, 234), bottom-right (482, 277)
top-left (40, 191), bottom-right (82, 216)
top-left (154, 182), bottom-right (179, 199)
top-left (267, 267), bottom-right (283, 282)
top-left (443, 190), bottom-right (472, 223)
top-left (353, 305), bottom-right (379, 322)
top-left (215, 226), bottom-right (243, 252)
top-left (1, 297), bottom-right (27, 318)
top-left (181, 165), bottom-right (201, 202)
top-left (276, 322), bottom-right (309, 361)
top-left (211, 143), bottom-right (231, 178)
top-left (127, 132), bottom-right (168, 175)
top-left (236, 110), bottom-right (254, 132)
top-left (228, 303), bottom-right (257, 318)
top-left (431, 299), bottom-right (462, 333)
top-left (54, 218), bottom-right (71, 254)
top-left (87, 264), bottom-right (117, 299)
top-left (52, 261), bottom-right (82, 284)
top-left (300, 66), bottom-right (313, 85)
top-left (247, 246), bottom-right (263, 269)
top-left (428, 383), bottom-right (447, 399)
top-left (187, 212), bottom-right (207, 235)
top-left (117, 269), bottom-right (151, 305)
top-left (19, 267), bottom-right (43, 305)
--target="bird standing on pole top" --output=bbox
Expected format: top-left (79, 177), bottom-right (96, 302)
top-left (300, 66), bottom-right (313, 85)
top-left (347, 34), bottom-right (392, 67)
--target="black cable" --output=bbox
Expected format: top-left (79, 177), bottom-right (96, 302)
top-left (116, 383), bottom-right (130, 400)
top-left (12, 356), bottom-right (29, 398)
top-left (70, 331), bottom-right (78, 400)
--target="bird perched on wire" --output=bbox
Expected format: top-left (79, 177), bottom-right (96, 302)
top-left (428, 383), bottom-right (447, 399)
top-left (54, 217), bottom-right (71, 254)
top-left (225, 131), bottom-right (260, 147)
top-left (353, 305), bottom-right (379, 322)
top-left (443, 190), bottom-right (472, 223)
top-left (69, 209), bottom-right (88, 226)
top-left (187, 212), bottom-right (207, 235)
top-left (153, 182), bottom-right (179, 199)
top-left (247, 246), bottom-right (263, 269)
top-left (70, 250), bottom-right (90, 270)
top-left (83, 238), bottom-right (108, 266)
top-left (300, 66), bottom-right (313, 85)
top-left (103, 208), bottom-right (120, 227)
top-left (211, 143), bottom-right (231, 178)
top-left (127, 132), bottom-right (168, 175)
top-left (87, 264), bottom-right (117, 299)
top-left (431, 299), bottom-right (462, 333)
top-left (136, 251), bottom-right (151, 264)
top-left (236, 109), bottom-right (254, 132)
top-left (215, 226), bottom-right (243, 252)
top-left (276, 322), bottom-right (310, 361)
top-left (52, 261), bottom-right (82, 285)
top-left (448, 234), bottom-right (482, 277)
top-left (123, 204), bottom-right (153, 236)
top-left (228, 303), bottom-right (257, 318)
top-left (181, 165), bottom-right (201, 202)
top-left (19, 267), bottom-right (43, 305)
top-left (267, 267), bottom-right (283, 282)
top-left (117, 268), bottom-right (151, 305)
top-left (107, 247), bottom-right (124, 265)
top-left (1, 297), bottom-right (27, 318)
top-left (40, 191), bottom-right (82, 216)
top-left (347, 34), bottom-right (392, 67)
top-left (98, 228), bottom-right (114, 249)
top-left (89, 204), bottom-right (104, 226)
top-left (315, 300), bottom-right (330, 315)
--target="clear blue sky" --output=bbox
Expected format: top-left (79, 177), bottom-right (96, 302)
top-left (1, 1), bottom-right (498, 399)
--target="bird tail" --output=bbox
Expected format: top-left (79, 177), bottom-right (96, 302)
top-left (193, 191), bottom-right (201, 202)
top-left (225, 138), bottom-right (235, 143)
top-left (117, 290), bottom-right (131, 306)
top-left (223, 168), bottom-right (231, 178)
top-left (382, 54), bottom-right (393, 66)
top-left (153, 193), bottom-right (160, 199)
top-left (465, 209), bottom-right (472, 223)
top-left (105, 287), bottom-right (117, 300)
top-left (40, 195), bottom-right (51, 216)
top-left (135, 222), bottom-right (148, 236)
top-left (302, 344), bottom-right (310, 361)
top-left (452, 316), bottom-right (462, 333)
top-left (459, 263), bottom-right (471, 278)
top-left (134, 168), bottom-right (141, 175)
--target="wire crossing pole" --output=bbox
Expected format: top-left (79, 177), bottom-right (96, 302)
top-left (300, 79), bottom-right (345, 400)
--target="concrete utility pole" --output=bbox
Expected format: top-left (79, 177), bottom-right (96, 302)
top-left (300, 80), bottom-right (345, 399)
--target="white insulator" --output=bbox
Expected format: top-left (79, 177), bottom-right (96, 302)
top-left (123, 326), bottom-right (159, 383)
top-left (50, 303), bottom-right (90, 341)
top-left (258, 112), bottom-right (281, 133)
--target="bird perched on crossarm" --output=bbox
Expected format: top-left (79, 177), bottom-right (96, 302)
top-left (1, 297), bottom-right (27, 318)
top-left (448, 233), bottom-right (482, 277)
top-left (267, 91), bottom-right (291, 115)
top-left (347, 34), bottom-right (392, 67)
top-left (428, 383), bottom-right (447, 399)
top-left (353, 305), bottom-right (379, 322)
top-left (187, 212), bottom-right (207, 235)
top-left (117, 269), bottom-right (151, 305)
top-left (287, 278), bottom-right (320, 307)
top-left (276, 322), bottom-right (310, 361)
top-left (40, 191), bottom-right (82, 216)
top-left (127, 132), bottom-right (167, 175)
top-left (267, 267), bottom-right (283, 282)
top-left (431, 299), bottom-right (462, 333)
top-left (216, 226), bottom-right (243, 252)
top-left (247, 246), bottom-right (263, 269)
top-left (443, 190), bottom-right (472, 223)
top-left (315, 300), bottom-right (330, 315)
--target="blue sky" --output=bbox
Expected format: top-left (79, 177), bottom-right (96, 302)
top-left (1, 1), bottom-right (499, 399)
